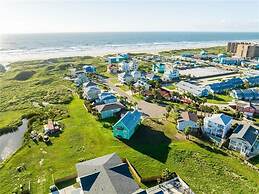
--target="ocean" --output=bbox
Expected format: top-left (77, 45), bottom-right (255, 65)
top-left (0, 32), bottom-right (259, 64)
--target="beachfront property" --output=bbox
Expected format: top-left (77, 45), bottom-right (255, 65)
top-left (113, 110), bottom-right (141, 140)
top-left (231, 88), bottom-right (259, 101)
top-left (177, 111), bottom-right (199, 131)
top-left (229, 124), bottom-right (259, 157)
top-left (95, 102), bottom-right (125, 119)
top-left (206, 78), bottom-right (244, 94)
top-left (83, 81), bottom-right (97, 88)
top-left (83, 65), bottom-right (96, 73)
top-left (118, 72), bottom-right (134, 84)
top-left (161, 68), bottom-right (179, 82)
top-left (74, 153), bottom-right (139, 194)
top-left (203, 114), bottom-right (233, 142)
top-left (96, 92), bottom-right (117, 104)
top-left (83, 85), bottom-right (101, 101)
top-left (134, 175), bottom-right (195, 194)
top-left (152, 63), bottom-right (166, 73)
top-left (220, 57), bottom-right (241, 66)
top-left (176, 81), bottom-right (209, 97)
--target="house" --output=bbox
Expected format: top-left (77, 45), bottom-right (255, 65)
top-left (96, 92), bottom-right (117, 104)
top-left (203, 113), bottom-right (233, 142)
top-left (118, 61), bottom-right (130, 72)
top-left (206, 78), bottom-right (244, 94)
top-left (220, 57), bottom-right (241, 65)
top-left (118, 72), bottom-right (133, 84)
top-left (229, 102), bottom-right (257, 118)
top-left (176, 81), bottom-right (209, 97)
top-left (95, 102), bottom-right (125, 119)
top-left (113, 110), bottom-right (142, 140)
top-left (131, 71), bottom-right (141, 82)
top-left (43, 119), bottom-right (60, 134)
top-left (134, 79), bottom-right (150, 90)
top-left (107, 63), bottom-right (118, 74)
top-left (159, 88), bottom-right (171, 100)
top-left (129, 61), bottom-right (138, 71)
top-left (74, 73), bottom-right (89, 86)
top-left (152, 63), bottom-right (165, 73)
top-left (181, 53), bottom-right (194, 58)
top-left (161, 69), bottom-right (179, 82)
top-left (83, 65), bottom-right (96, 73)
top-left (231, 88), bottom-right (259, 101)
top-left (134, 175), bottom-right (194, 194)
top-left (119, 53), bottom-right (129, 60)
top-left (145, 73), bottom-right (160, 81)
top-left (83, 81), bottom-right (97, 89)
top-left (75, 153), bottom-right (139, 194)
top-left (108, 56), bottom-right (125, 64)
top-left (177, 112), bottom-right (199, 131)
top-left (83, 86), bottom-right (101, 101)
top-left (229, 124), bottom-right (259, 157)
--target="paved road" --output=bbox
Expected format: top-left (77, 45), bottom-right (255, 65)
top-left (107, 78), bottom-right (166, 118)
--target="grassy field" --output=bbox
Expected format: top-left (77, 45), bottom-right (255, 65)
top-left (0, 54), bottom-right (259, 194)
top-left (207, 94), bottom-right (233, 104)
top-left (164, 84), bottom-right (176, 90)
top-left (0, 111), bottom-right (24, 129)
top-left (159, 46), bottom-right (230, 57)
top-left (0, 96), bottom-right (258, 193)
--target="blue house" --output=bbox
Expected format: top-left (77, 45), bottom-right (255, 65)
top-left (113, 110), bottom-right (142, 140)
top-left (74, 73), bottom-right (89, 87)
top-left (108, 56), bottom-right (125, 64)
top-left (83, 65), bottom-right (96, 73)
top-left (97, 92), bottom-right (117, 104)
top-left (119, 53), bottom-right (129, 60)
top-left (152, 63), bottom-right (166, 73)
top-left (220, 58), bottom-right (241, 66)
top-left (95, 102), bottom-right (125, 119)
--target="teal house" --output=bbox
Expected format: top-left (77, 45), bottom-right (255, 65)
top-left (152, 63), bottom-right (166, 73)
top-left (113, 110), bottom-right (142, 140)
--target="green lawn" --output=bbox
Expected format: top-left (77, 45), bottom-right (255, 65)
top-left (0, 96), bottom-right (258, 193)
top-left (0, 111), bottom-right (24, 129)
top-left (164, 84), bottom-right (176, 90)
top-left (207, 94), bottom-right (233, 104)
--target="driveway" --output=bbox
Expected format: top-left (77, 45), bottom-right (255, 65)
top-left (107, 78), bottom-right (166, 118)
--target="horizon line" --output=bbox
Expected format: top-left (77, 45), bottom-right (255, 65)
top-left (1, 31), bottom-right (259, 35)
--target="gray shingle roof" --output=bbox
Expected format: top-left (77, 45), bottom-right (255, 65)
top-left (95, 102), bottom-right (125, 112)
top-left (230, 124), bottom-right (259, 146)
top-left (76, 153), bottom-right (139, 194)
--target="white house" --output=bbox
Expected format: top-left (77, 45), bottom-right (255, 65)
top-left (229, 124), bottom-right (259, 157)
top-left (118, 72), bottom-right (133, 84)
top-left (83, 85), bottom-right (101, 101)
top-left (161, 69), bottom-right (179, 82)
top-left (177, 111), bottom-right (199, 131)
top-left (203, 113), bottom-right (233, 142)
top-left (133, 79), bottom-right (150, 91)
top-left (118, 61), bottom-right (130, 72)
top-left (129, 61), bottom-right (139, 71)
top-left (131, 71), bottom-right (141, 82)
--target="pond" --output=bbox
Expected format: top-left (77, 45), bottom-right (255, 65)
top-left (0, 119), bottom-right (28, 162)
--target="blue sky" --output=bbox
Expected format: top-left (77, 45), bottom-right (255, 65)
top-left (0, 0), bottom-right (258, 33)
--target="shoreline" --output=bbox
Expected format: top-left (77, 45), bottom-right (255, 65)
top-left (0, 43), bottom-right (227, 65)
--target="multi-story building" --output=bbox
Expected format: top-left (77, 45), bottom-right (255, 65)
top-left (227, 42), bottom-right (259, 58)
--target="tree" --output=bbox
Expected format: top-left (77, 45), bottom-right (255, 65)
top-left (183, 126), bottom-right (191, 140)
top-left (161, 168), bottom-right (175, 182)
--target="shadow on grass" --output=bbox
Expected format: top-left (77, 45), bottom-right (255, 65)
top-left (249, 155), bottom-right (259, 166)
top-left (56, 177), bottom-right (77, 190)
top-left (191, 140), bottom-right (228, 156)
top-left (122, 124), bottom-right (171, 163)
